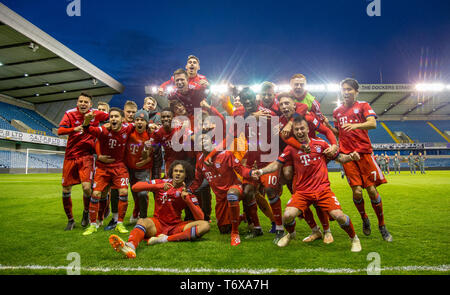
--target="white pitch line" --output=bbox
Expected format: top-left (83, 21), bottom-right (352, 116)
top-left (0, 264), bottom-right (449, 274)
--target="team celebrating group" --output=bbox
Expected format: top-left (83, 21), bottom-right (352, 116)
top-left (58, 55), bottom-right (393, 259)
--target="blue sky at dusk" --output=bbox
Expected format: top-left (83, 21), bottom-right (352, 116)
top-left (2, 0), bottom-right (450, 107)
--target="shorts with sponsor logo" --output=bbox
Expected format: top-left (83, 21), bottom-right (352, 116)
top-left (214, 184), bottom-right (243, 227)
top-left (286, 189), bottom-right (342, 216)
top-left (149, 217), bottom-right (190, 236)
top-left (128, 168), bottom-right (150, 186)
top-left (93, 163), bottom-right (129, 192)
top-left (343, 153), bottom-right (387, 188)
top-left (62, 155), bottom-right (94, 187)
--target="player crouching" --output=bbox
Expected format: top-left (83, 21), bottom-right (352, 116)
top-left (109, 160), bottom-right (210, 259)
top-left (252, 116), bottom-right (362, 252)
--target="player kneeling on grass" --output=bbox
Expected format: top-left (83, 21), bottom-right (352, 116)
top-left (109, 160), bottom-right (210, 259)
top-left (252, 116), bottom-right (362, 252)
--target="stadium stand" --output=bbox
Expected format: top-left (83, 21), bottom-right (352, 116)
top-left (0, 101), bottom-right (57, 136)
top-left (429, 121), bottom-right (450, 136)
top-left (368, 125), bottom-right (396, 143)
top-left (383, 120), bottom-right (444, 143)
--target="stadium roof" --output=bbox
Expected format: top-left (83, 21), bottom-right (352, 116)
top-left (0, 3), bottom-right (124, 104)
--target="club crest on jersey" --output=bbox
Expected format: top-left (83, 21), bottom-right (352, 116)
top-left (354, 109), bottom-right (359, 114)
top-left (315, 146), bottom-right (322, 153)
top-left (122, 134), bottom-right (127, 139)
top-left (215, 163), bottom-right (221, 168)
top-left (234, 158), bottom-right (239, 163)
top-left (75, 120), bottom-right (80, 125)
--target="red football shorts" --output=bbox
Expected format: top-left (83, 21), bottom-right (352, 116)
top-left (286, 189), bottom-right (342, 216)
top-left (343, 153), bottom-right (387, 188)
top-left (92, 163), bottom-right (129, 192)
top-left (150, 217), bottom-right (190, 236)
top-left (260, 170), bottom-right (282, 194)
top-left (62, 155), bottom-right (94, 187)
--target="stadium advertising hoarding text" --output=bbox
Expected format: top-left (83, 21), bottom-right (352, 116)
top-left (0, 129), bottom-right (67, 147)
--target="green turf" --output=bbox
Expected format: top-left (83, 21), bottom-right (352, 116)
top-left (0, 171), bottom-right (449, 275)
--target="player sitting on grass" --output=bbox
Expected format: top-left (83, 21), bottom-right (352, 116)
top-left (109, 160), bottom-right (210, 259)
top-left (252, 116), bottom-right (362, 252)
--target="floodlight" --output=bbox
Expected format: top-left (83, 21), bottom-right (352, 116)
top-left (415, 83), bottom-right (445, 92)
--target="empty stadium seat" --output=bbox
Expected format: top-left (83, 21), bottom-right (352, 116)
top-left (383, 121), bottom-right (444, 143)
top-left (0, 102), bottom-right (57, 136)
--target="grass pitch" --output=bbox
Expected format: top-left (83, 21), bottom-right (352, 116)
top-left (0, 171), bottom-right (449, 275)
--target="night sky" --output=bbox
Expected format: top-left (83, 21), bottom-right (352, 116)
top-left (2, 0), bottom-right (450, 107)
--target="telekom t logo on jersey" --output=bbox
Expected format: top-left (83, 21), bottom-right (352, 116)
top-left (109, 139), bottom-right (117, 149)
top-left (300, 154), bottom-right (311, 166)
top-left (129, 144), bottom-right (140, 154)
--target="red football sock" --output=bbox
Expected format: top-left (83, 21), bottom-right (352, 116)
top-left (118, 194), bottom-right (128, 222)
top-left (353, 197), bottom-right (368, 219)
top-left (128, 224), bottom-right (146, 249)
top-left (62, 192), bottom-right (73, 221)
top-left (315, 206), bottom-right (330, 231)
top-left (168, 226), bottom-right (198, 242)
top-left (229, 201), bottom-right (240, 234)
top-left (339, 215), bottom-right (356, 239)
top-left (269, 196), bottom-right (283, 227)
top-left (371, 194), bottom-right (385, 226)
top-left (83, 194), bottom-right (90, 212)
top-left (284, 219), bottom-right (296, 234)
top-left (98, 198), bottom-right (107, 221)
top-left (88, 196), bottom-right (100, 223)
top-left (303, 207), bottom-right (318, 229)
top-left (247, 199), bottom-right (261, 228)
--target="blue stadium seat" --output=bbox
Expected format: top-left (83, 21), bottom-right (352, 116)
top-left (383, 121), bottom-right (444, 143)
top-left (0, 102), bottom-right (57, 136)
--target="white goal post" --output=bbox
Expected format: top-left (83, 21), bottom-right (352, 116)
top-left (25, 148), bottom-right (65, 174)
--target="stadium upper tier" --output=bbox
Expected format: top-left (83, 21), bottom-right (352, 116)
top-left (0, 101), bottom-right (57, 136)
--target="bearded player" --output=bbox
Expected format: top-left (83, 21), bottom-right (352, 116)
top-left (329, 78), bottom-right (392, 242)
top-left (108, 160), bottom-right (210, 259)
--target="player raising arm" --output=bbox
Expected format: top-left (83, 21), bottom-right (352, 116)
top-left (58, 93), bottom-right (109, 231)
top-left (81, 108), bottom-right (134, 236)
top-left (108, 160), bottom-right (210, 259)
top-left (252, 116), bottom-right (362, 252)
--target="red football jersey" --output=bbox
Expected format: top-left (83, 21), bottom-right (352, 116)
top-left (232, 106), bottom-right (278, 167)
top-left (168, 85), bottom-right (207, 114)
top-left (84, 123), bottom-right (134, 168)
top-left (277, 138), bottom-right (333, 193)
top-left (279, 112), bottom-right (336, 145)
top-left (333, 101), bottom-right (376, 154)
top-left (149, 126), bottom-right (189, 165)
top-left (190, 151), bottom-right (251, 196)
top-left (148, 179), bottom-right (199, 225)
top-left (125, 129), bottom-right (152, 170)
top-left (160, 74), bottom-right (208, 91)
top-left (59, 108), bottom-right (109, 160)
top-left (258, 99), bottom-right (281, 115)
